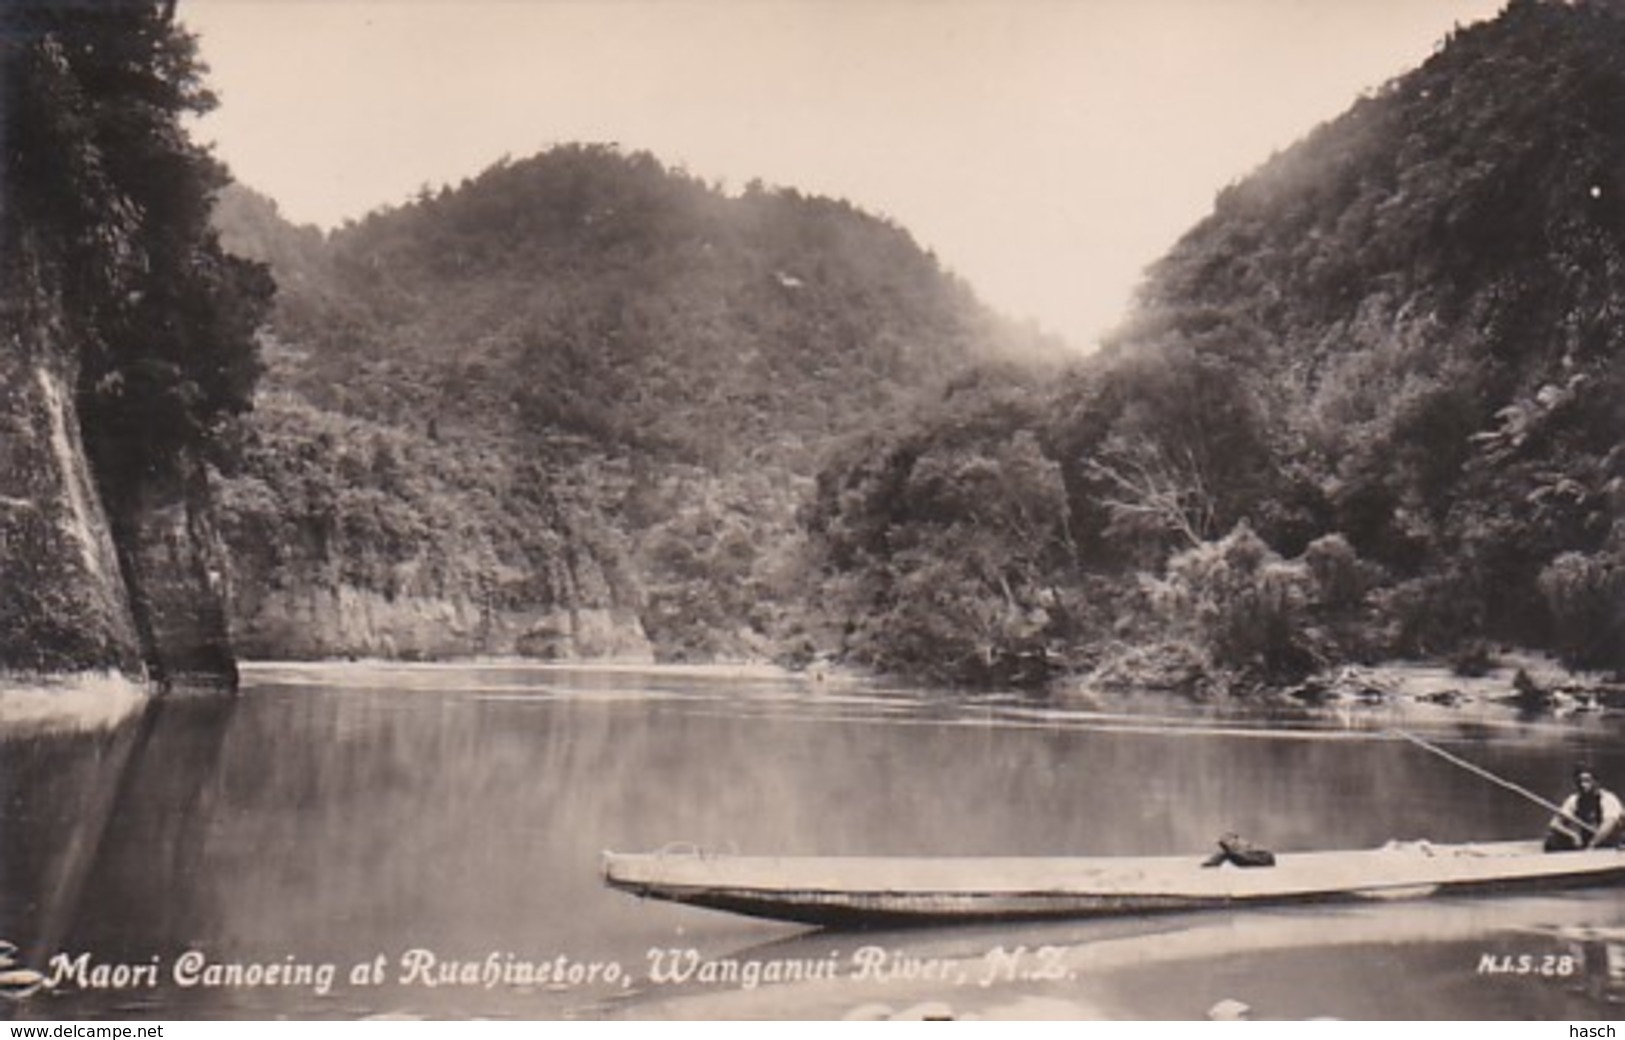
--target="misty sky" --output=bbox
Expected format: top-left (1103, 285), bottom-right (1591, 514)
top-left (181, 0), bottom-right (1506, 350)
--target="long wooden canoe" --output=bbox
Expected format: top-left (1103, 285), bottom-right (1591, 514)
top-left (602, 841), bottom-right (1625, 927)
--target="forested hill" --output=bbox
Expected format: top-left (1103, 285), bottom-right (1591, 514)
top-left (220, 148), bottom-right (1048, 469)
top-left (212, 148), bottom-right (1055, 661)
top-left (804, 0), bottom-right (1625, 688)
top-left (1112, 0), bottom-right (1625, 663)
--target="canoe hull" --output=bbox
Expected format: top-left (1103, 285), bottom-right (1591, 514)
top-left (602, 842), bottom-right (1625, 927)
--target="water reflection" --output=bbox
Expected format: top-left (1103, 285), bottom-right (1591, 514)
top-left (3, 662), bottom-right (1623, 1019)
top-left (2, 715), bottom-right (145, 964)
top-left (2, 696), bottom-right (239, 1017)
top-left (610, 893), bottom-right (1625, 1020)
top-left (1561, 926), bottom-right (1625, 1006)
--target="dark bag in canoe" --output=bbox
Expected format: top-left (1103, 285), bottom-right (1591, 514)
top-left (1201, 833), bottom-right (1276, 868)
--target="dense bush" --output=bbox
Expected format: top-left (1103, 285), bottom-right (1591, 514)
top-left (1538, 551), bottom-right (1625, 671)
top-left (4, 4), bottom-right (271, 513)
top-left (804, 378), bottom-right (1079, 686)
top-left (1150, 524), bottom-right (1318, 683)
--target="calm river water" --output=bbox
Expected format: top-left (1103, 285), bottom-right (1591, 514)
top-left (4, 662), bottom-right (1624, 1020)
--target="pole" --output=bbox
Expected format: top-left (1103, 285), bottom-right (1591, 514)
top-left (1386, 728), bottom-right (1595, 839)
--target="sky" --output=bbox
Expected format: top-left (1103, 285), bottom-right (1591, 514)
top-left (180, 0), bottom-right (1507, 351)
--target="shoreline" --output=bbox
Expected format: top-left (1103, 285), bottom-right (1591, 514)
top-left (1064, 644), bottom-right (1623, 712)
top-left (238, 656), bottom-right (808, 682)
top-left (6, 650), bottom-right (1620, 737)
top-left (239, 650), bottom-right (1625, 716)
top-left (1271, 652), bottom-right (1625, 716)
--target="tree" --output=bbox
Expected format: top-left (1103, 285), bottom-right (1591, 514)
top-left (3, 2), bottom-right (272, 514)
top-left (804, 380), bottom-right (1079, 686)
top-left (1151, 523), bottom-right (1319, 684)
top-left (1060, 339), bottom-right (1277, 566)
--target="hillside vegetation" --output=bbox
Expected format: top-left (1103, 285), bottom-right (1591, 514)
top-left (805, 0), bottom-right (1625, 689)
top-left (217, 0), bottom-right (1624, 691)
top-left (213, 148), bottom-right (1052, 660)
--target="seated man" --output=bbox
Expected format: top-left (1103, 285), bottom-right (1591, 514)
top-left (1545, 765), bottom-right (1624, 851)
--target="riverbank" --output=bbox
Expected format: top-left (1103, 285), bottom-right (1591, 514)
top-left (1063, 641), bottom-right (1624, 717)
top-left (239, 656), bottom-right (816, 683)
top-left (1274, 653), bottom-right (1625, 716)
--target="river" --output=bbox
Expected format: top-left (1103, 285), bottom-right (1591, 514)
top-left (3, 662), bottom-right (1623, 1020)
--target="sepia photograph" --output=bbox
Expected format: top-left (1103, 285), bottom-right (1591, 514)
top-left (3, 0), bottom-right (1624, 1023)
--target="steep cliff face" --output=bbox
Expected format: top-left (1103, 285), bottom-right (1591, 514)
top-left (225, 514), bottom-right (652, 662)
top-left (231, 588), bottom-right (651, 662)
top-left (211, 387), bottom-right (653, 661)
top-left (0, 278), bottom-right (144, 678)
top-left (108, 462), bottom-right (243, 690)
top-left (2, 4), bottom-right (271, 697)
top-left (0, 259), bottom-right (242, 694)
